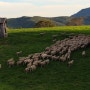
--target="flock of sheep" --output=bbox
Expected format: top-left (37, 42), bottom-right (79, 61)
top-left (0, 34), bottom-right (90, 73)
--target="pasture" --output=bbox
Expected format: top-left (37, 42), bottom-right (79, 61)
top-left (0, 26), bottom-right (90, 90)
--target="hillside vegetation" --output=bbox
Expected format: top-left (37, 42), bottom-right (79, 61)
top-left (7, 8), bottom-right (90, 28)
top-left (0, 26), bottom-right (90, 90)
top-left (7, 16), bottom-right (70, 28)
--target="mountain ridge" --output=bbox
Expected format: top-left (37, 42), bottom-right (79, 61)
top-left (6, 7), bottom-right (90, 28)
top-left (72, 7), bottom-right (90, 17)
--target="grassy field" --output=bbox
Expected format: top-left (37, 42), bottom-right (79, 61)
top-left (0, 26), bottom-right (90, 90)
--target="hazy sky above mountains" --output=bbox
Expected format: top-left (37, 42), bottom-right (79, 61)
top-left (0, 0), bottom-right (90, 18)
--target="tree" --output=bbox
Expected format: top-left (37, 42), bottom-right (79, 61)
top-left (66, 17), bottom-right (84, 26)
top-left (35, 20), bottom-right (55, 28)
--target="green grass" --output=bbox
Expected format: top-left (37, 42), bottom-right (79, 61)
top-left (0, 26), bottom-right (90, 90)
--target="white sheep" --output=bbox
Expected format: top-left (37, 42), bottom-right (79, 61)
top-left (33, 57), bottom-right (39, 61)
top-left (19, 57), bottom-right (26, 61)
top-left (27, 62), bottom-right (32, 68)
top-left (45, 47), bottom-right (50, 51)
top-left (25, 67), bottom-right (30, 73)
top-left (67, 54), bottom-right (71, 60)
top-left (68, 60), bottom-right (74, 67)
top-left (41, 53), bottom-right (47, 60)
top-left (37, 60), bottom-right (42, 65)
top-left (44, 59), bottom-right (50, 64)
top-left (7, 58), bottom-right (14, 63)
top-left (16, 60), bottom-right (23, 65)
top-left (52, 56), bottom-right (59, 61)
top-left (7, 58), bottom-right (15, 67)
top-left (23, 59), bottom-right (31, 64)
top-left (16, 51), bottom-right (22, 56)
top-left (59, 55), bottom-right (66, 62)
top-left (39, 32), bottom-right (45, 36)
top-left (30, 65), bottom-right (36, 72)
top-left (44, 50), bottom-right (51, 54)
top-left (46, 55), bottom-right (52, 59)
top-left (8, 60), bottom-right (15, 67)
top-left (65, 52), bottom-right (71, 60)
top-left (82, 51), bottom-right (86, 56)
top-left (33, 61), bottom-right (39, 66)
top-left (40, 61), bottom-right (46, 67)
top-left (28, 54), bottom-right (33, 59)
top-left (51, 50), bottom-right (56, 55)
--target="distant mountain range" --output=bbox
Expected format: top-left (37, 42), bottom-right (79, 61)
top-left (72, 7), bottom-right (90, 17)
top-left (7, 16), bottom-right (70, 28)
top-left (7, 7), bottom-right (90, 28)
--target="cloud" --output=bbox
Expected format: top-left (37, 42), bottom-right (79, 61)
top-left (1, 0), bottom-right (90, 5)
top-left (0, 1), bottom-right (90, 18)
top-left (20, 0), bottom-right (90, 6)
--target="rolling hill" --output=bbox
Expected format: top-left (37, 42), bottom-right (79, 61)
top-left (7, 16), bottom-right (70, 28)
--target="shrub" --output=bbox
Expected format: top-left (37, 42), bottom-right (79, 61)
top-left (35, 20), bottom-right (55, 27)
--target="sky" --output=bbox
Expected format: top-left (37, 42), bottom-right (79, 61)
top-left (0, 0), bottom-right (90, 18)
